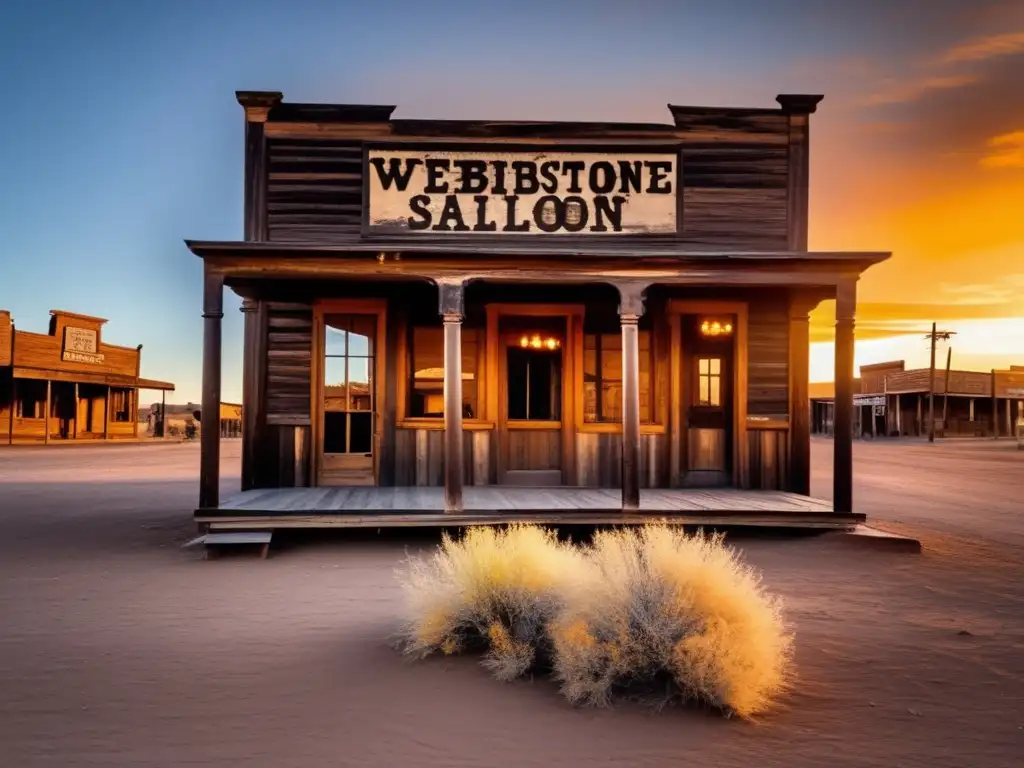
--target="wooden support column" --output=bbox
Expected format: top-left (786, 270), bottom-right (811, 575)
top-left (160, 389), bottom-right (166, 438)
top-left (438, 279), bottom-right (465, 513)
top-left (199, 265), bottom-right (225, 510)
top-left (991, 371), bottom-right (998, 438)
top-left (236, 91), bottom-right (280, 242)
top-left (44, 380), bottom-right (51, 445)
top-left (103, 386), bottom-right (110, 439)
top-left (8, 377), bottom-right (15, 445)
top-left (777, 94), bottom-right (824, 251)
top-left (788, 296), bottom-right (814, 495)
top-left (833, 278), bottom-right (857, 514)
top-left (133, 344), bottom-right (143, 439)
top-left (616, 282), bottom-right (648, 511)
top-left (73, 383), bottom-right (79, 439)
top-left (240, 299), bottom-right (258, 490)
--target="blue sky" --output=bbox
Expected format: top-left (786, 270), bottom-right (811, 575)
top-left (2, 0), bottom-right (1022, 401)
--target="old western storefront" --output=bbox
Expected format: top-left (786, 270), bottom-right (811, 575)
top-left (188, 91), bottom-right (890, 527)
top-left (0, 309), bottom-right (174, 443)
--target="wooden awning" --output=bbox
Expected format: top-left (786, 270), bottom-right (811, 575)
top-left (12, 367), bottom-right (175, 391)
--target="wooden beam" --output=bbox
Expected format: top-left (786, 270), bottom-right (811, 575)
top-left (44, 379), bottom-right (50, 445)
top-left (617, 281), bottom-right (648, 511)
top-left (438, 279), bottom-right (465, 512)
top-left (833, 278), bottom-right (857, 514)
top-left (200, 266), bottom-right (225, 509)
top-left (788, 299), bottom-right (811, 495)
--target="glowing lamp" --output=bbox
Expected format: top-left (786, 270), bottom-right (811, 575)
top-left (519, 334), bottom-right (561, 350)
top-left (700, 319), bottom-right (734, 337)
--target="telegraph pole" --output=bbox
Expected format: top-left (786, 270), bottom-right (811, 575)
top-left (926, 323), bottom-right (956, 443)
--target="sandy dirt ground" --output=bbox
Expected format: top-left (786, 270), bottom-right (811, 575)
top-left (0, 438), bottom-right (1021, 767)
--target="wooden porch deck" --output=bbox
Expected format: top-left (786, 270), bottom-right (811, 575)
top-left (196, 487), bottom-right (862, 531)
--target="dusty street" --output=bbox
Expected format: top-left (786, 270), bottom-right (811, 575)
top-left (0, 438), bottom-right (1021, 767)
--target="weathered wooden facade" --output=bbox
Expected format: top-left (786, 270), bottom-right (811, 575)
top-left (811, 362), bottom-right (1024, 438)
top-left (0, 309), bottom-right (174, 443)
top-left (188, 90), bottom-right (891, 527)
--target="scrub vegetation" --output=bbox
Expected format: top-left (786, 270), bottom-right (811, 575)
top-left (395, 523), bottom-right (792, 718)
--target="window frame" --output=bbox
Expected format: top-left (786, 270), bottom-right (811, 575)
top-left (582, 329), bottom-right (655, 425)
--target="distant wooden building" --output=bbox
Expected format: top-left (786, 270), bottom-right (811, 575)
top-left (0, 309), bottom-right (174, 444)
top-left (187, 90), bottom-right (892, 529)
top-left (810, 361), bottom-right (1024, 438)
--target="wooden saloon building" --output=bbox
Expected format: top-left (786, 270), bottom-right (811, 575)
top-left (188, 90), bottom-right (891, 529)
top-left (1, 309), bottom-right (174, 443)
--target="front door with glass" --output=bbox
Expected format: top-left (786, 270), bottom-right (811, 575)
top-left (320, 313), bottom-right (378, 485)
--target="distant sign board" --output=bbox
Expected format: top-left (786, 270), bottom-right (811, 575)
top-left (365, 148), bottom-right (679, 236)
top-left (62, 326), bottom-right (104, 365)
top-left (854, 395), bottom-right (886, 407)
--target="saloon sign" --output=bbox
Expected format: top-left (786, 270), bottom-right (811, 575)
top-left (365, 149), bottom-right (679, 235)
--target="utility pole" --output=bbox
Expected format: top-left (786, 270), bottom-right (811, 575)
top-left (941, 347), bottom-right (952, 435)
top-left (926, 323), bottom-right (956, 443)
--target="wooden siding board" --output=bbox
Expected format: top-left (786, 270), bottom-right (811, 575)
top-left (747, 299), bottom-right (790, 416)
top-left (265, 303), bottom-right (312, 425)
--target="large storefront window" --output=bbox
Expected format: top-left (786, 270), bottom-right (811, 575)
top-left (583, 330), bottom-right (652, 423)
top-left (407, 325), bottom-right (480, 418)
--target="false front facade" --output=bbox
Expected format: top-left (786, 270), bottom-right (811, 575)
top-left (187, 90), bottom-right (890, 525)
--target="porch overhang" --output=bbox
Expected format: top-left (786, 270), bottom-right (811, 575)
top-left (185, 239), bottom-right (890, 287)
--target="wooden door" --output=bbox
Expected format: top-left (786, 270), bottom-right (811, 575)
top-left (319, 312), bottom-right (380, 485)
top-left (686, 354), bottom-right (732, 475)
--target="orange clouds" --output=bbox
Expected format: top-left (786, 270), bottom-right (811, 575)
top-left (980, 130), bottom-right (1024, 169)
top-left (942, 30), bottom-right (1024, 63)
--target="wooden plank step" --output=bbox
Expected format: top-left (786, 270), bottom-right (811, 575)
top-left (184, 531), bottom-right (274, 559)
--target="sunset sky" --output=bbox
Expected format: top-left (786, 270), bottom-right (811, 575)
top-left (1, 0), bottom-right (1022, 401)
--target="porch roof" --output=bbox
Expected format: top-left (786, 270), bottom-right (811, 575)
top-left (186, 238), bottom-right (890, 268)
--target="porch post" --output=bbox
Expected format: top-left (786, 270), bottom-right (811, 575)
top-left (73, 383), bottom-right (79, 439)
top-left (8, 377), bottom-right (15, 445)
top-left (103, 386), bottom-right (110, 439)
top-left (616, 281), bottom-right (647, 511)
top-left (240, 298), bottom-right (258, 490)
top-left (788, 298), bottom-right (812, 495)
top-left (44, 379), bottom-right (51, 445)
top-left (833, 278), bottom-right (857, 513)
top-left (199, 264), bottom-right (225, 509)
top-left (438, 279), bottom-right (465, 513)
top-left (160, 389), bottom-right (166, 438)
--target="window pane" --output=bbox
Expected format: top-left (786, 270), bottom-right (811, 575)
top-left (601, 382), bottom-right (622, 421)
top-left (347, 316), bottom-right (376, 356)
top-left (584, 381), bottom-right (598, 422)
top-left (348, 357), bottom-right (371, 410)
top-left (699, 358), bottom-right (709, 375)
top-left (710, 358), bottom-right (721, 375)
top-left (602, 349), bottom-right (622, 383)
top-left (583, 347), bottom-right (597, 378)
top-left (600, 333), bottom-right (619, 351)
top-left (638, 330), bottom-right (651, 353)
top-left (349, 412), bottom-right (373, 453)
top-left (325, 326), bottom-right (347, 356)
top-left (324, 357), bottom-right (348, 411)
top-left (699, 375), bottom-right (710, 405)
top-left (409, 326), bottom-right (479, 417)
top-left (324, 412), bottom-right (348, 453)
top-left (710, 375), bottom-right (721, 406)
